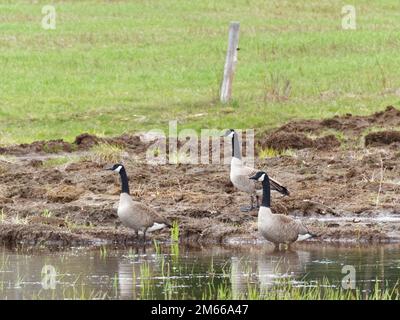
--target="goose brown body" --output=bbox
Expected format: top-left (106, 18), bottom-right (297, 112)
top-left (117, 193), bottom-right (170, 234)
top-left (106, 164), bottom-right (170, 241)
top-left (250, 171), bottom-right (315, 248)
top-left (258, 207), bottom-right (311, 245)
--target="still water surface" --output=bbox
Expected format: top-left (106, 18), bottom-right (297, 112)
top-left (1, 244), bottom-right (399, 299)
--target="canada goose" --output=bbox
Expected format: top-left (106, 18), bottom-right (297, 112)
top-left (249, 171), bottom-right (315, 249)
top-left (106, 164), bottom-right (170, 242)
top-left (224, 129), bottom-right (289, 212)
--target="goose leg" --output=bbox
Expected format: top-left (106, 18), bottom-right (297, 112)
top-left (143, 229), bottom-right (147, 244)
top-left (240, 196), bottom-right (254, 212)
top-left (256, 195), bottom-right (260, 208)
top-left (250, 195), bottom-right (259, 211)
top-left (114, 220), bottom-right (121, 230)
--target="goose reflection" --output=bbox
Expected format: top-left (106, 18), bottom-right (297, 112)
top-left (117, 247), bottom-right (157, 300)
top-left (231, 248), bottom-right (311, 298)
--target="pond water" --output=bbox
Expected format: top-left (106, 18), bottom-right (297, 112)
top-left (1, 243), bottom-right (400, 299)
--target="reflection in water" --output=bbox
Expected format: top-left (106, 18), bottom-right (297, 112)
top-left (231, 248), bottom-right (311, 298)
top-left (117, 248), bottom-right (158, 300)
top-left (0, 244), bottom-right (400, 299)
top-left (118, 260), bottom-right (136, 300)
top-left (258, 249), bottom-right (311, 293)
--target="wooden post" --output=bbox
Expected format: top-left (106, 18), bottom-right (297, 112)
top-left (220, 21), bottom-right (240, 103)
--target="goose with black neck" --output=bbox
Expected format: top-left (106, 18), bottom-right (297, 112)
top-left (224, 129), bottom-right (289, 212)
top-left (249, 171), bottom-right (316, 249)
top-left (106, 164), bottom-right (171, 242)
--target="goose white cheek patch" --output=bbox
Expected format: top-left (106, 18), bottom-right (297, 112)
top-left (114, 165), bottom-right (122, 173)
top-left (258, 173), bottom-right (265, 182)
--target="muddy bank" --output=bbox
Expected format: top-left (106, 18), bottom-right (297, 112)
top-left (0, 106), bottom-right (400, 246)
top-left (0, 133), bottom-right (148, 156)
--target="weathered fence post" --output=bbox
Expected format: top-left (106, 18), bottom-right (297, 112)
top-left (220, 21), bottom-right (240, 103)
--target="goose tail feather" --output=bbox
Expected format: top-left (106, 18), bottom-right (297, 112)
top-left (297, 231), bottom-right (319, 241)
top-left (297, 233), bottom-right (313, 241)
top-left (269, 178), bottom-right (290, 196)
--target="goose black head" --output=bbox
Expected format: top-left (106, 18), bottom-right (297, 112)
top-left (223, 129), bottom-right (236, 138)
top-left (249, 171), bottom-right (267, 182)
top-left (105, 163), bottom-right (124, 173)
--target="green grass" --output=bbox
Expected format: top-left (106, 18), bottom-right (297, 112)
top-left (200, 278), bottom-right (400, 300)
top-left (128, 246), bottom-right (400, 300)
top-left (40, 209), bottom-right (52, 218)
top-left (41, 155), bottom-right (79, 167)
top-left (87, 142), bottom-right (125, 163)
top-left (0, 209), bottom-right (5, 223)
top-left (258, 147), bottom-right (295, 159)
top-left (170, 220), bottom-right (180, 242)
top-left (1, 0), bottom-right (400, 145)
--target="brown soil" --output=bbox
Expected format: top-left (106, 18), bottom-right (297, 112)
top-left (274, 105), bottom-right (400, 136)
top-left (257, 132), bottom-right (341, 151)
top-left (1, 106), bottom-right (400, 246)
top-left (0, 133), bottom-right (149, 156)
top-left (258, 132), bottom-right (314, 151)
top-left (365, 131), bottom-right (400, 147)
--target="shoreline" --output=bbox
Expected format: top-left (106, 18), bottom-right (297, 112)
top-left (1, 107), bottom-right (400, 247)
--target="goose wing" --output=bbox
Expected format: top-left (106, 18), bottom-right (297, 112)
top-left (277, 215), bottom-right (314, 240)
top-left (275, 215), bottom-right (306, 240)
top-left (240, 165), bottom-right (290, 196)
top-left (297, 220), bottom-right (315, 236)
top-left (133, 202), bottom-right (171, 227)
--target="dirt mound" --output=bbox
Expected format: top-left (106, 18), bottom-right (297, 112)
top-left (258, 133), bottom-right (340, 151)
top-left (106, 134), bottom-right (147, 152)
top-left (0, 140), bottom-right (74, 155)
top-left (47, 185), bottom-right (85, 203)
top-left (74, 133), bottom-right (101, 149)
top-left (275, 105), bottom-right (400, 136)
top-left (258, 105), bottom-right (400, 151)
top-left (258, 132), bottom-right (313, 151)
top-left (0, 133), bottom-right (148, 156)
top-left (74, 133), bottom-right (147, 152)
top-left (365, 131), bottom-right (400, 147)
top-left (314, 135), bottom-right (341, 150)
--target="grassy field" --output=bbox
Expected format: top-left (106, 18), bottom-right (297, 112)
top-left (1, 0), bottom-right (400, 144)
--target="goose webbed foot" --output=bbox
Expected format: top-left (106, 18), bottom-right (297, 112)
top-left (240, 196), bottom-right (258, 212)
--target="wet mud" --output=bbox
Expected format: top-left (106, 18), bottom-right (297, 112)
top-left (1, 106), bottom-right (400, 246)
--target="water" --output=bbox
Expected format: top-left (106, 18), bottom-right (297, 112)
top-left (1, 243), bottom-right (400, 299)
